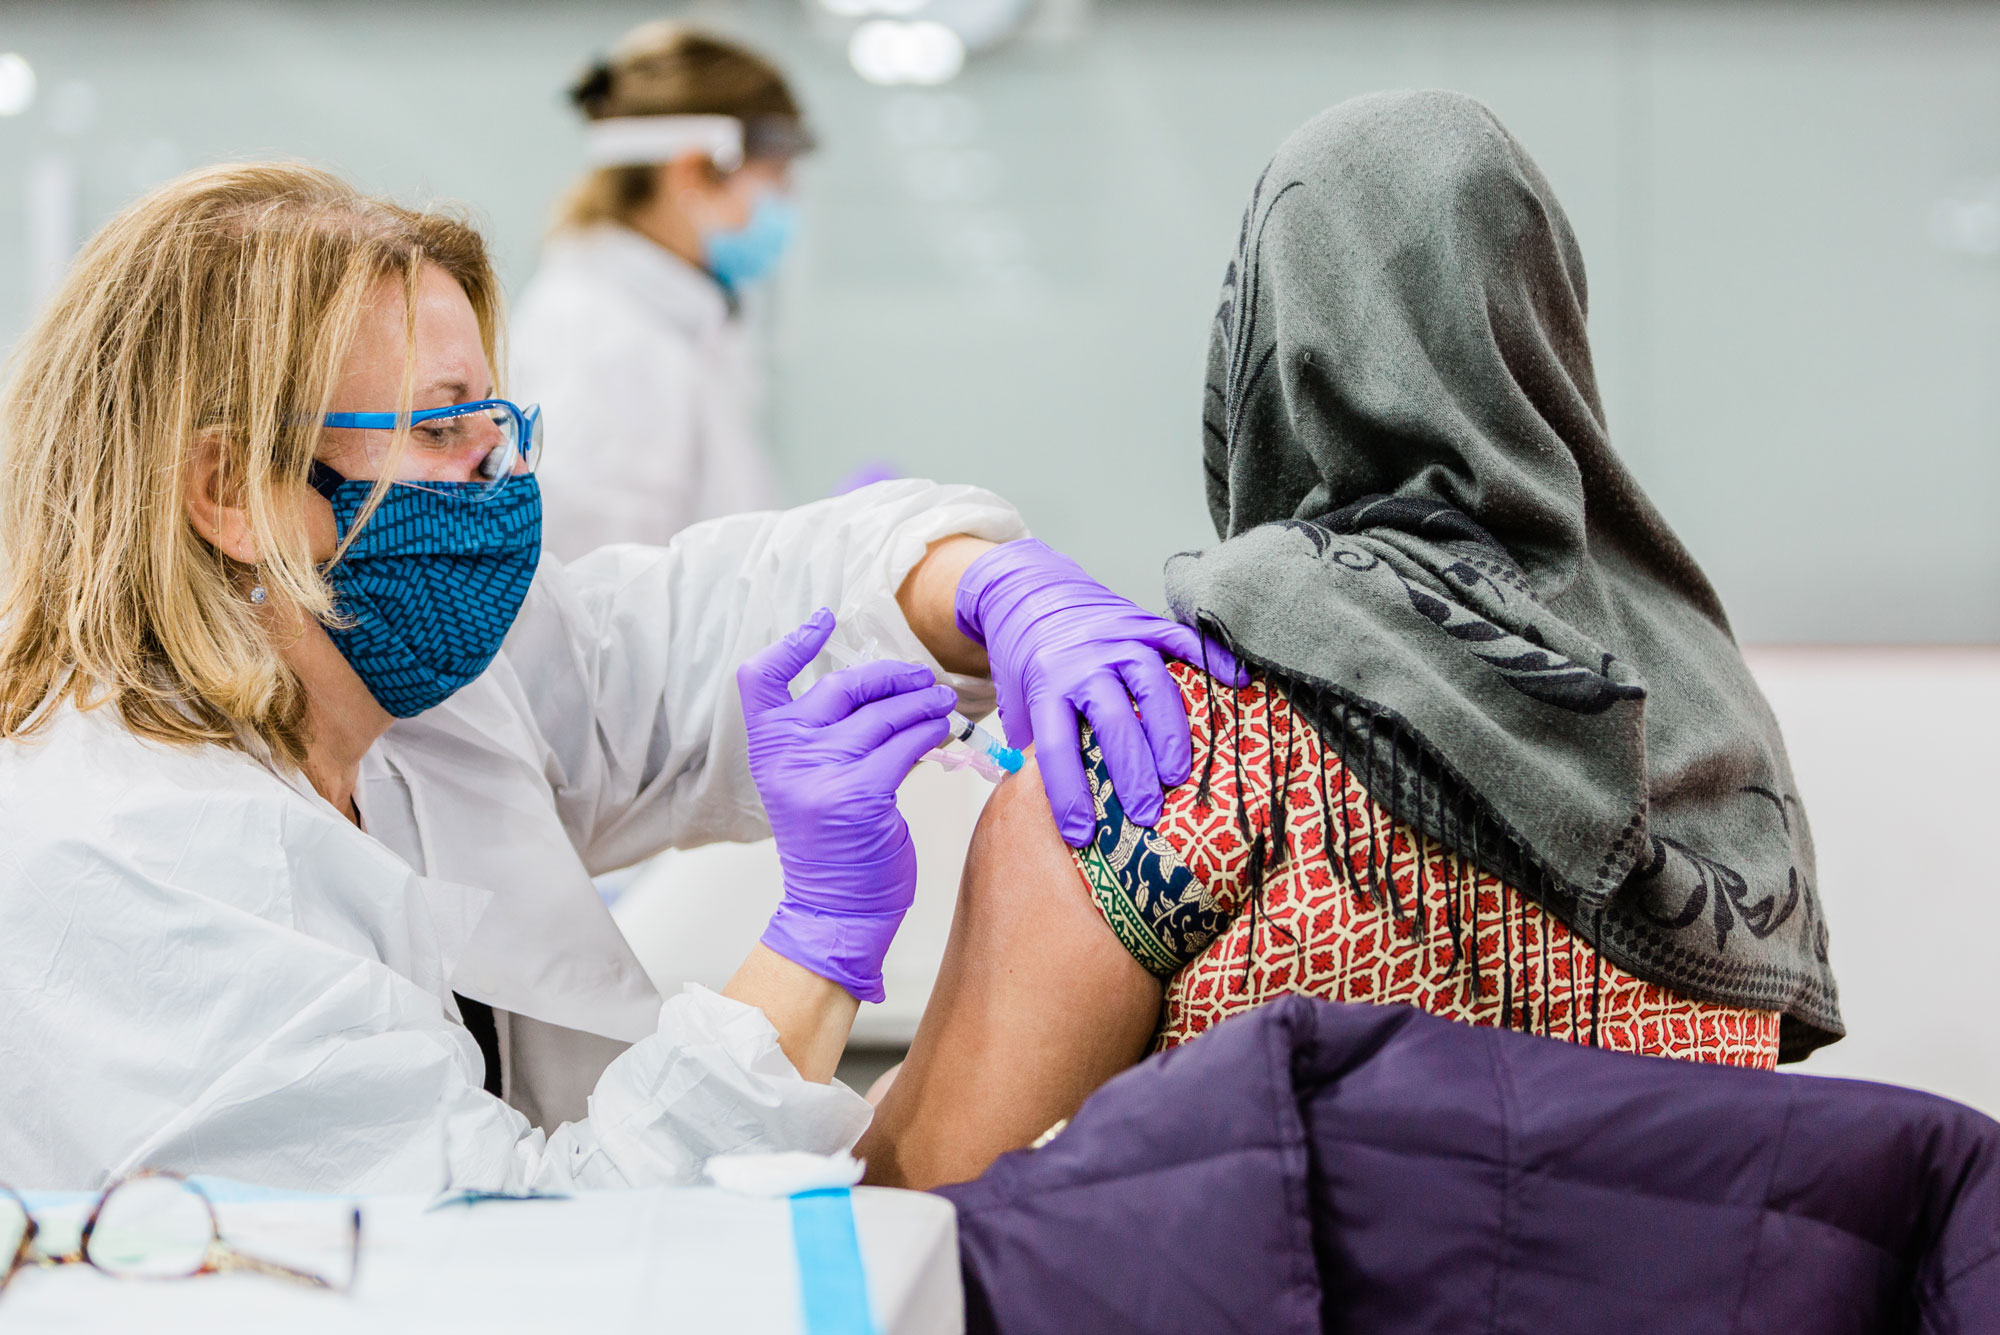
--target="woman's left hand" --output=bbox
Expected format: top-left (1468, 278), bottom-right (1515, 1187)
top-left (955, 539), bottom-right (1247, 846)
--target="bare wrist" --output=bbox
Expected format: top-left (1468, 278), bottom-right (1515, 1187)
top-left (897, 534), bottom-right (996, 677)
top-left (724, 943), bottom-right (862, 1084)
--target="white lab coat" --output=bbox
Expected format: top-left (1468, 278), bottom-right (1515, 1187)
top-left (0, 481), bottom-right (1025, 1193)
top-left (511, 224), bottom-right (777, 561)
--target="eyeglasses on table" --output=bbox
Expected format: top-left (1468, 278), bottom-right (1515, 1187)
top-left (0, 1169), bottom-right (359, 1298)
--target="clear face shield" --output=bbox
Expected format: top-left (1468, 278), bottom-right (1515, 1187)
top-left (318, 398), bottom-right (545, 500)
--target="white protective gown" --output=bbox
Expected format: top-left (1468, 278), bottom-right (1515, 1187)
top-left (0, 481), bottom-right (1024, 1193)
top-left (511, 224), bottom-right (777, 561)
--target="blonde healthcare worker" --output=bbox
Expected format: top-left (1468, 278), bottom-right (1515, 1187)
top-left (511, 23), bottom-right (808, 559)
top-left (0, 164), bottom-right (1239, 1193)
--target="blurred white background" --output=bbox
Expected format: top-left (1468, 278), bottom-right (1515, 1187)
top-left (1, 1), bottom-right (1994, 1107)
top-left (3, 1), bottom-right (1998, 636)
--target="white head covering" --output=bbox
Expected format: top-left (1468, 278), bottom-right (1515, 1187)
top-left (582, 114), bottom-right (744, 171)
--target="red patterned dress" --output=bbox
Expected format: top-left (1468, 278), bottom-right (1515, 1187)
top-left (1070, 662), bottom-right (1779, 1068)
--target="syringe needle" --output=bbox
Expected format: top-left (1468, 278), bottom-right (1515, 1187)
top-left (818, 632), bottom-right (1021, 779)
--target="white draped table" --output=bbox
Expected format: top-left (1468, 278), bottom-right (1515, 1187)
top-left (2, 1183), bottom-right (960, 1334)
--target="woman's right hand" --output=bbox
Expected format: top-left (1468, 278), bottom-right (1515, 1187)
top-left (738, 609), bottom-right (956, 1004)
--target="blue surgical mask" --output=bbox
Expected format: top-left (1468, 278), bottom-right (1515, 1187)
top-left (702, 191), bottom-right (798, 291)
top-left (309, 463), bottom-right (543, 718)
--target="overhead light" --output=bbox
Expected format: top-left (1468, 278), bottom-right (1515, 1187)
top-left (921, 0), bottom-right (1032, 52)
top-left (848, 20), bottom-right (965, 86)
top-left (0, 53), bottom-right (37, 118)
top-left (818, 0), bottom-right (927, 15)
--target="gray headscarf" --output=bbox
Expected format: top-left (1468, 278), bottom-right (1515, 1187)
top-left (1167, 91), bottom-right (1839, 1059)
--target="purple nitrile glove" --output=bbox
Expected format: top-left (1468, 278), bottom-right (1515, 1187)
top-left (955, 539), bottom-right (1249, 847)
top-left (738, 608), bottom-right (956, 1003)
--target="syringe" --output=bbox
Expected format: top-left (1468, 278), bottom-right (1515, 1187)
top-left (821, 637), bottom-right (1024, 783)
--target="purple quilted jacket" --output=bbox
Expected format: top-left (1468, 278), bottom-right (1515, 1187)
top-left (938, 997), bottom-right (2000, 1334)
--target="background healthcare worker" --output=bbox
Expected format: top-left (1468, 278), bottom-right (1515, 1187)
top-left (511, 22), bottom-right (809, 560)
top-left (0, 163), bottom-right (1236, 1192)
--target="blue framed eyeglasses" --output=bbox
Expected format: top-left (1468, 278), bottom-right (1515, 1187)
top-left (321, 399), bottom-right (544, 499)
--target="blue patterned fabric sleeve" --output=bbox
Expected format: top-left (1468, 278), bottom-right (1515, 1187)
top-left (1072, 725), bottom-right (1233, 979)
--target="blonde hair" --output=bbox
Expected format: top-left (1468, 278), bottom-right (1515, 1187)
top-left (0, 161), bottom-right (500, 765)
top-left (555, 21), bottom-right (804, 233)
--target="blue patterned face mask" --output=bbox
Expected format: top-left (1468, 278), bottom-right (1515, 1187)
top-left (309, 462), bottom-right (543, 718)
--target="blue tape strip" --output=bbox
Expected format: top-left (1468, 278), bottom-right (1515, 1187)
top-left (789, 1187), bottom-right (877, 1335)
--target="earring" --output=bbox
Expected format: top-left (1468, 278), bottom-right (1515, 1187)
top-left (250, 584), bottom-right (267, 605)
